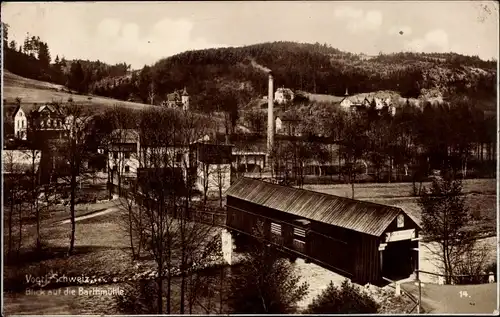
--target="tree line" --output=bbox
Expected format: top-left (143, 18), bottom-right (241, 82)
top-left (94, 41), bottom-right (496, 108)
top-left (2, 23), bottom-right (131, 94)
top-left (240, 96), bottom-right (496, 197)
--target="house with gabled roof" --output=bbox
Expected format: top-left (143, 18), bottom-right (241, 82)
top-left (3, 105), bottom-right (28, 140)
top-left (163, 87), bottom-right (190, 111)
top-left (275, 87), bottom-right (294, 104)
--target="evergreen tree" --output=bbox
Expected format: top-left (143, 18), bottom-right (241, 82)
top-left (2, 22), bottom-right (8, 43)
top-left (68, 61), bottom-right (85, 93)
top-left (227, 225), bottom-right (308, 314)
top-left (37, 42), bottom-right (51, 66)
top-left (306, 280), bottom-right (378, 314)
top-left (418, 175), bottom-right (475, 284)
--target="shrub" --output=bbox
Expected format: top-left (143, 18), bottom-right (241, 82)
top-left (485, 261), bottom-right (497, 280)
top-left (227, 241), bottom-right (308, 314)
top-left (115, 279), bottom-right (159, 314)
top-left (453, 241), bottom-right (492, 284)
top-left (305, 280), bottom-right (379, 314)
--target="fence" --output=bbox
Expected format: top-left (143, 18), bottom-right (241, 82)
top-left (382, 276), bottom-right (422, 314)
top-left (417, 269), bottom-right (496, 285)
top-left (110, 182), bottom-right (227, 228)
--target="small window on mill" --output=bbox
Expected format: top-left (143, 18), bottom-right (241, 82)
top-left (397, 214), bottom-right (404, 228)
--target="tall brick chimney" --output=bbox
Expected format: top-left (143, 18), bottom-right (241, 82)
top-left (267, 71), bottom-right (274, 157)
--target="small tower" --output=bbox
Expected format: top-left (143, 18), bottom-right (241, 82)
top-left (345, 87), bottom-right (349, 96)
top-left (181, 87), bottom-right (189, 111)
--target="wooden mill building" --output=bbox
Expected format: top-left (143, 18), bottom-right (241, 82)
top-left (225, 177), bottom-right (421, 284)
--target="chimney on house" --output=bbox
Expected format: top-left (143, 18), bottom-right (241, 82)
top-left (267, 71), bottom-right (274, 156)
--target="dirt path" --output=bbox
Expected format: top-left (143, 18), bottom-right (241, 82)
top-left (57, 207), bottom-right (119, 225)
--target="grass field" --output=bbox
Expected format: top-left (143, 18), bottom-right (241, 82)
top-left (3, 70), bottom-right (243, 134)
top-left (303, 178), bottom-right (497, 230)
top-left (3, 70), bottom-right (155, 112)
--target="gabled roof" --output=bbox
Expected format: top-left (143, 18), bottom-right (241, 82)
top-left (37, 104), bottom-right (61, 114)
top-left (3, 105), bottom-right (22, 136)
top-left (276, 87), bottom-right (294, 95)
top-left (226, 177), bottom-right (418, 237)
top-left (4, 104), bottom-right (22, 119)
top-left (167, 92), bottom-right (181, 102)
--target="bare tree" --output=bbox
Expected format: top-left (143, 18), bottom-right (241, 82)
top-left (211, 163), bottom-right (230, 208)
top-left (3, 151), bottom-right (28, 259)
top-left (137, 107), bottom-right (182, 313)
top-left (124, 108), bottom-right (224, 314)
top-left (198, 161), bottom-right (212, 206)
top-left (117, 182), bottom-right (144, 260)
top-left (24, 119), bottom-right (47, 250)
top-left (27, 149), bottom-right (43, 250)
top-left (99, 106), bottom-right (139, 194)
top-left (149, 82), bottom-right (156, 106)
top-left (339, 113), bottom-right (368, 199)
top-left (56, 103), bottom-right (95, 256)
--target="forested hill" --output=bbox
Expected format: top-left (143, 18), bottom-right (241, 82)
top-left (148, 42), bottom-right (496, 102)
top-left (3, 23), bottom-right (497, 111)
top-left (78, 42), bottom-right (499, 110)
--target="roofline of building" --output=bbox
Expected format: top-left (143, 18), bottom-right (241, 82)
top-left (234, 176), bottom-right (408, 217)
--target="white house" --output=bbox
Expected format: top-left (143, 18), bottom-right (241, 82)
top-left (275, 114), bottom-right (301, 137)
top-left (191, 141), bottom-right (233, 197)
top-left (232, 150), bottom-right (267, 173)
top-left (13, 106), bottom-right (28, 140)
top-left (108, 129), bottom-right (141, 186)
top-left (340, 96), bottom-right (364, 111)
top-left (275, 117), bottom-right (283, 133)
top-left (163, 87), bottom-right (190, 111)
top-left (275, 87), bottom-right (294, 104)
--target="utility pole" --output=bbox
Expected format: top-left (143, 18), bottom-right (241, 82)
top-left (417, 270), bottom-right (422, 314)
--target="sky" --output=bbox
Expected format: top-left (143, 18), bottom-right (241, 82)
top-left (2, 1), bottom-right (498, 69)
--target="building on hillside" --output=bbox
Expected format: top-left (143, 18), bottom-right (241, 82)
top-left (28, 104), bottom-right (68, 140)
top-left (3, 105), bottom-right (28, 140)
top-left (108, 129), bottom-right (141, 187)
top-left (372, 97), bottom-right (385, 110)
top-left (163, 87), bottom-right (190, 110)
top-left (340, 95), bottom-right (398, 117)
top-left (339, 95), bottom-right (363, 111)
top-left (108, 128), bottom-right (204, 193)
top-left (190, 141), bottom-right (233, 197)
top-left (362, 97), bottom-right (371, 108)
top-left (275, 87), bottom-right (294, 104)
top-left (275, 111), bottom-right (302, 137)
top-left (225, 177), bottom-right (422, 284)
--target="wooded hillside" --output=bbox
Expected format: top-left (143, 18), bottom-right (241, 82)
top-left (3, 21), bottom-right (497, 112)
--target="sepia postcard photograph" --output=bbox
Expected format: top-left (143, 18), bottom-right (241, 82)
top-left (1, 1), bottom-right (499, 315)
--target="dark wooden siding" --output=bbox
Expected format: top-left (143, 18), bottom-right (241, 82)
top-left (308, 230), bottom-right (354, 277)
top-left (227, 196), bottom-right (357, 278)
top-left (353, 234), bottom-right (381, 284)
